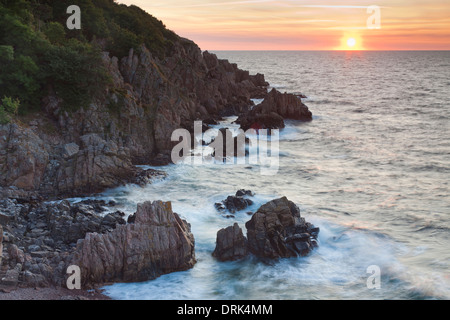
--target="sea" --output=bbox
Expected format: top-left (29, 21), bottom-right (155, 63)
top-left (84, 51), bottom-right (449, 300)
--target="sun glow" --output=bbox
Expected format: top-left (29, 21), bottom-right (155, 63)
top-left (347, 38), bottom-right (356, 48)
top-left (336, 34), bottom-right (364, 50)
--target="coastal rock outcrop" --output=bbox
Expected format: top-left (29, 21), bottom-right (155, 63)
top-left (212, 223), bottom-right (248, 262)
top-left (237, 89), bottom-right (313, 131)
top-left (245, 197), bottom-right (319, 259)
top-left (215, 190), bottom-right (254, 215)
top-left (213, 197), bottom-right (319, 261)
top-left (72, 201), bottom-right (196, 285)
top-left (0, 199), bottom-right (196, 289)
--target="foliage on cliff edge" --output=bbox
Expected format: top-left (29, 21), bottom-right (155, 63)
top-left (0, 0), bottom-right (178, 113)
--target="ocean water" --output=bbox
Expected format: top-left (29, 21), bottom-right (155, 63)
top-left (99, 51), bottom-right (450, 300)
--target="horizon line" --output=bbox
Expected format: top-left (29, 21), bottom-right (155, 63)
top-left (207, 49), bottom-right (450, 52)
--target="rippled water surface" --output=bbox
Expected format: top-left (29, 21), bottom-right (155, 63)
top-left (101, 51), bottom-right (450, 300)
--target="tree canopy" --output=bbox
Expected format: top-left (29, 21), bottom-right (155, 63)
top-left (0, 0), bottom-right (178, 114)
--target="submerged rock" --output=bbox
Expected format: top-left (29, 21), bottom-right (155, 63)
top-left (72, 201), bottom-right (196, 286)
top-left (132, 168), bottom-right (168, 187)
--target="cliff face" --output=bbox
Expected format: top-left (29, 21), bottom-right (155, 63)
top-left (0, 39), bottom-right (269, 199)
top-left (73, 201), bottom-right (196, 286)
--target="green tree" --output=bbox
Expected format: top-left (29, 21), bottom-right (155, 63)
top-left (43, 21), bottom-right (65, 44)
top-left (43, 39), bottom-right (111, 111)
top-left (0, 45), bottom-right (14, 61)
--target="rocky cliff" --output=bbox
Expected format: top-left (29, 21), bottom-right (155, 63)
top-left (0, 199), bottom-right (195, 289)
top-left (0, 39), bottom-right (274, 199)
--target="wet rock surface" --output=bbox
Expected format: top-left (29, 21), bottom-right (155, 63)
top-left (73, 201), bottom-right (196, 285)
top-left (246, 197), bottom-right (319, 259)
top-left (213, 197), bottom-right (319, 261)
top-left (215, 190), bottom-right (255, 215)
top-left (0, 199), bottom-right (195, 290)
top-left (237, 88), bottom-right (313, 131)
top-left (212, 223), bottom-right (248, 262)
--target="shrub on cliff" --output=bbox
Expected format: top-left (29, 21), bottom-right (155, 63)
top-left (0, 96), bottom-right (20, 124)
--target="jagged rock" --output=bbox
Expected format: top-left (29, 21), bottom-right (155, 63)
top-left (212, 223), bottom-right (248, 262)
top-left (62, 143), bottom-right (80, 159)
top-left (0, 12), bottom-right (311, 201)
top-left (0, 199), bottom-right (23, 226)
top-left (213, 197), bottom-right (319, 261)
top-left (7, 245), bottom-right (26, 265)
top-left (216, 190), bottom-right (254, 214)
top-left (44, 201), bottom-right (126, 245)
top-left (148, 154), bottom-right (172, 166)
top-left (72, 201), bottom-right (196, 286)
top-left (258, 89), bottom-right (313, 121)
top-left (237, 88), bottom-right (312, 131)
top-left (236, 189), bottom-right (254, 197)
top-left (223, 196), bottom-right (254, 214)
top-left (22, 270), bottom-right (47, 287)
top-left (0, 39), bottom-right (295, 200)
top-left (0, 124), bottom-right (49, 192)
top-left (245, 197), bottom-right (319, 259)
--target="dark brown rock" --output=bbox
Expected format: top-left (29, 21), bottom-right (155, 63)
top-left (212, 223), bottom-right (248, 262)
top-left (213, 197), bottom-right (319, 262)
top-left (245, 197), bottom-right (319, 259)
top-left (237, 88), bottom-right (312, 131)
top-left (44, 201), bottom-right (126, 245)
top-left (216, 190), bottom-right (255, 215)
top-left (258, 89), bottom-right (312, 121)
top-left (238, 112), bottom-right (286, 132)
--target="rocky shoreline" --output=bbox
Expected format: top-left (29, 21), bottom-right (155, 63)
top-left (0, 41), bottom-right (312, 201)
top-left (0, 197), bottom-right (196, 295)
top-left (1, 12), bottom-right (315, 299)
top-left (0, 190), bottom-right (319, 299)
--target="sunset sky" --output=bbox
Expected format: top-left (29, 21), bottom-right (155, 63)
top-left (119, 0), bottom-right (450, 50)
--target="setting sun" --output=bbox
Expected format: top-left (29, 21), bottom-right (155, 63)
top-left (335, 34), bottom-right (364, 50)
top-left (347, 38), bottom-right (357, 48)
